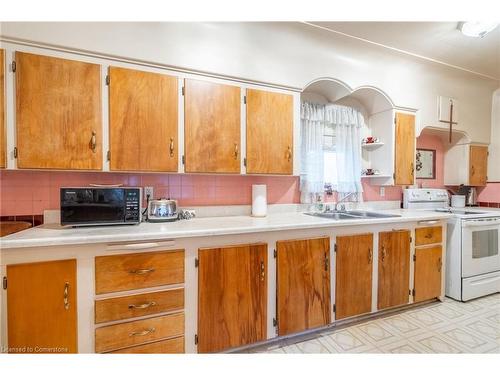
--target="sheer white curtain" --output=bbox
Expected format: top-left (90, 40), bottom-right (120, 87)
top-left (300, 102), bottom-right (325, 203)
top-left (325, 104), bottom-right (364, 201)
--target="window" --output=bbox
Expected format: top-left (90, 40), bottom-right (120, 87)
top-left (323, 123), bottom-right (337, 187)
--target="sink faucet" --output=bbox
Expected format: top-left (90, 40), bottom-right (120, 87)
top-left (335, 192), bottom-right (357, 212)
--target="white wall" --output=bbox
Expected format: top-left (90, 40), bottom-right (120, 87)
top-left (1, 22), bottom-right (499, 142)
top-left (488, 89), bottom-right (500, 181)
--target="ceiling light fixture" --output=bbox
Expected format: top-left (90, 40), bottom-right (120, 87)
top-left (458, 22), bottom-right (499, 38)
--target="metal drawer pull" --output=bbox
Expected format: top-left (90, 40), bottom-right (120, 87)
top-left (129, 268), bottom-right (155, 275)
top-left (286, 146), bottom-right (292, 161)
top-left (368, 248), bottom-right (373, 264)
top-left (234, 143), bottom-right (239, 159)
top-left (438, 257), bottom-right (442, 272)
top-left (63, 282), bottom-right (70, 310)
top-left (128, 301), bottom-right (157, 310)
top-left (106, 241), bottom-right (175, 251)
top-left (425, 233), bottom-right (434, 239)
top-left (129, 327), bottom-right (156, 337)
top-left (260, 261), bottom-right (265, 281)
top-left (90, 131), bottom-right (97, 153)
top-left (169, 137), bottom-right (175, 157)
top-left (381, 246), bottom-right (387, 262)
top-left (324, 253), bottom-right (329, 271)
top-left (418, 220), bottom-right (439, 225)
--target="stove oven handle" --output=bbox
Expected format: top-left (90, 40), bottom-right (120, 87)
top-left (462, 218), bottom-right (500, 227)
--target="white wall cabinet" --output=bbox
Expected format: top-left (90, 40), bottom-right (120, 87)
top-left (444, 143), bottom-right (489, 186)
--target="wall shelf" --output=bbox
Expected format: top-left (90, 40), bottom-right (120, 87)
top-left (362, 142), bottom-right (384, 150)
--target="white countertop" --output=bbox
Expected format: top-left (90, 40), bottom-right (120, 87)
top-left (0, 209), bottom-right (453, 249)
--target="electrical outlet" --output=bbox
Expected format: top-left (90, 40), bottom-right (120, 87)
top-left (380, 187), bottom-right (385, 197)
top-left (144, 186), bottom-right (154, 199)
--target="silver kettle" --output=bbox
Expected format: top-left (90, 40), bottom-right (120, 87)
top-left (466, 187), bottom-right (478, 207)
top-left (147, 198), bottom-right (178, 222)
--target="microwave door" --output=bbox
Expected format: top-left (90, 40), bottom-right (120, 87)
top-left (462, 222), bottom-right (500, 278)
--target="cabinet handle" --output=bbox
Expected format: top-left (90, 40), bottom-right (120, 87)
top-left (234, 143), bottom-right (239, 159)
top-left (90, 131), bottom-right (97, 153)
top-left (381, 246), bottom-right (387, 262)
top-left (129, 268), bottom-right (155, 275)
top-left (128, 301), bottom-right (157, 310)
top-left (368, 248), bottom-right (372, 264)
top-left (438, 257), bottom-right (442, 272)
top-left (260, 261), bottom-right (265, 282)
top-left (63, 282), bottom-right (70, 310)
top-left (410, 162), bottom-right (414, 177)
top-left (471, 166), bottom-right (475, 176)
top-left (169, 137), bottom-right (175, 157)
top-left (425, 232), bottom-right (433, 239)
top-left (286, 146), bottom-right (292, 162)
top-left (129, 327), bottom-right (156, 337)
top-left (324, 252), bottom-right (329, 271)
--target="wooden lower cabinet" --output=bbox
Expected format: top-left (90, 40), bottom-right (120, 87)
top-left (276, 237), bottom-right (331, 336)
top-left (378, 230), bottom-right (411, 310)
top-left (335, 234), bottom-right (373, 319)
top-left (197, 243), bottom-right (267, 353)
top-left (7, 259), bottom-right (78, 353)
top-left (414, 246), bottom-right (442, 302)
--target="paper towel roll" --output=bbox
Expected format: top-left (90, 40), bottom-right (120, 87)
top-left (252, 184), bottom-right (267, 217)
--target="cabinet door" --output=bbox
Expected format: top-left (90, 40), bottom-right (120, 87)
top-left (469, 145), bottom-right (488, 186)
top-left (277, 237), bottom-right (330, 335)
top-left (335, 234), bottom-right (373, 319)
top-left (246, 89), bottom-right (293, 174)
top-left (414, 246), bottom-right (442, 302)
top-left (0, 49), bottom-right (5, 168)
top-left (184, 79), bottom-right (240, 173)
top-left (7, 259), bottom-right (77, 353)
top-left (16, 52), bottom-right (102, 169)
top-left (197, 243), bottom-right (267, 353)
top-left (109, 66), bottom-right (178, 171)
top-left (394, 113), bottom-right (415, 185)
top-left (378, 230), bottom-right (411, 310)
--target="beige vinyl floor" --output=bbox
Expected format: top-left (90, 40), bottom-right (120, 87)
top-left (247, 293), bottom-right (500, 354)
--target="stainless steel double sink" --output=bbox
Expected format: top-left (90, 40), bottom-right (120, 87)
top-left (304, 210), bottom-right (401, 220)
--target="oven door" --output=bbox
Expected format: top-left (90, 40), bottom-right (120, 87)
top-left (462, 218), bottom-right (500, 278)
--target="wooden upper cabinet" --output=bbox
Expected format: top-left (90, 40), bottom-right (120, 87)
top-left (109, 67), bottom-right (178, 172)
top-left (0, 49), bottom-right (5, 168)
top-left (197, 243), bottom-right (267, 353)
top-left (184, 79), bottom-right (241, 173)
top-left (7, 259), bottom-right (78, 353)
top-left (246, 89), bottom-right (293, 174)
top-left (394, 112), bottom-right (415, 185)
top-left (335, 234), bottom-right (373, 320)
top-left (469, 145), bottom-right (488, 186)
top-left (276, 237), bottom-right (331, 336)
top-left (378, 230), bottom-right (411, 310)
top-left (15, 52), bottom-right (102, 170)
top-left (414, 246), bottom-right (442, 303)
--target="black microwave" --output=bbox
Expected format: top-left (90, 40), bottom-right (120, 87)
top-left (60, 187), bottom-right (141, 227)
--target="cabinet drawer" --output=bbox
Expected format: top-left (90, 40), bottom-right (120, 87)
top-left (415, 227), bottom-right (442, 246)
top-left (95, 288), bottom-right (184, 324)
top-left (95, 313), bottom-right (184, 353)
top-left (95, 250), bottom-right (184, 294)
top-left (109, 336), bottom-right (184, 354)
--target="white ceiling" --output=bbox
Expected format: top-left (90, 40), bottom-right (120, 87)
top-left (307, 22), bottom-right (500, 80)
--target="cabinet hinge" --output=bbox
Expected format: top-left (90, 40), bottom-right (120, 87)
top-left (194, 334), bottom-right (198, 345)
top-left (411, 289), bottom-right (415, 297)
top-left (413, 254), bottom-right (416, 261)
top-left (11, 61), bottom-right (16, 73)
top-left (410, 237), bottom-right (412, 243)
top-left (273, 249), bottom-right (277, 258)
top-left (273, 318), bottom-right (278, 327)
top-left (243, 95), bottom-right (247, 104)
top-left (334, 244), bottom-right (337, 252)
top-left (182, 86), bottom-right (185, 96)
top-left (13, 147), bottom-right (18, 159)
top-left (333, 304), bottom-right (336, 313)
top-left (105, 75), bottom-right (110, 85)
top-left (182, 155), bottom-right (185, 165)
top-left (243, 158), bottom-right (247, 167)
top-left (194, 258), bottom-right (199, 268)
top-left (394, 116), bottom-right (397, 125)
top-left (107, 150), bottom-right (111, 162)
top-left (2, 277), bottom-right (7, 290)
top-left (393, 173), bottom-right (396, 180)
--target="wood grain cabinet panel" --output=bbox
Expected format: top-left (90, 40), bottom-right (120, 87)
top-left (95, 313), bottom-right (184, 353)
top-left (378, 230), bottom-right (411, 310)
top-left (197, 243), bottom-right (267, 353)
top-left (394, 113), bottom-right (415, 185)
top-left (95, 250), bottom-right (184, 294)
top-left (15, 52), bottom-right (102, 170)
top-left (415, 226), bottom-right (442, 246)
top-left (184, 79), bottom-right (241, 173)
top-left (0, 49), bottom-right (5, 168)
top-left (109, 66), bottom-right (178, 171)
top-left (95, 288), bottom-right (184, 324)
top-left (414, 246), bottom-right (442, 303)
top-left (276, 237), bottom-right (331, 335)
top-left (109, 336), bottom-right (184, 354)
top-left (7, 259), bottom-right (78, 353)
top-left (469, 145), bottom-right (488, 186)
top-left (246, 89), bottom-right (293, 174)
top-left (335, 234), bottom-right (373, 319)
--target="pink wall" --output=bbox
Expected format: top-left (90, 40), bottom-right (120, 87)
top-left (478, 183), bottom-right (500, 204)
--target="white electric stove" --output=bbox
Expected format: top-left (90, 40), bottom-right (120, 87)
top-left (404, 188), bottom-right (500, 301)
